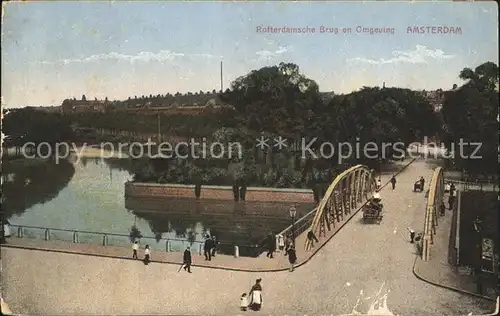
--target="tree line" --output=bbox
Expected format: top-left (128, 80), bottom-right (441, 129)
top-left (3, 61), bottom-right (498, 183)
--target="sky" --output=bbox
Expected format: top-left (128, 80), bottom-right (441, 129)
top-left (1, 1), bottom-right (498, 108)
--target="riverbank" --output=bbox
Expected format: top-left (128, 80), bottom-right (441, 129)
top-left (125, 182), bottom-right (315, 203)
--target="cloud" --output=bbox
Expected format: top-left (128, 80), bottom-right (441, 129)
top-left (255, 46), bottom-right (290, 61)
top-left (349, 45), bottom-right (454, 65)
top-left (36, 51), bottom-right (222, 65)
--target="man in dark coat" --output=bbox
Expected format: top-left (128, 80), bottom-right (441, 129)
top-left (211, 236), bottom-right (219, 257)
top-left (183, 246), bottom-right (192, 273)
top-left (307, 231), bottom-right (319, 248)
top-left (204, 235), bottom-right (213, 261)
top-left (419, 176), bottom-right (425, 191)
top-left (448, 191), bottom-right (456, 210)
top-left (440, 201), bottom-right (446, 216)
top-left (265, 233), bottom-right (276, 258)
top-left (390, 175), bottom-right (397, 190)
top-left (286, 245), bottom-right (297, 272)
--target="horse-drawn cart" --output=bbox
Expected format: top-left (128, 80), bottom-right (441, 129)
top-left (413, 181), bottom-right (424, 192)
top-left (363, 199), bottom-right (383, 224)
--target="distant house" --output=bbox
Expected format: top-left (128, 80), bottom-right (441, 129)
top-left (62, 98), bottom-right (110, 114)
top-left (421, 89), bottom-right (444, 112)
top-left (112, 91), bottom-right (234, 115)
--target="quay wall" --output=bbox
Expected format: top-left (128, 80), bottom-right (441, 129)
top-left (125, 182), bottom-right (315, 204)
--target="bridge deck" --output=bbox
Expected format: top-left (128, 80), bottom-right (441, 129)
top-left (1, 159), bottom-right (495, 315)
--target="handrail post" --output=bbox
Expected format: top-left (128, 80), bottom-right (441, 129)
top-left (166, 240), bottom-right (171, 252)
top-left (102, 234), bottom-right (108, 246)
top-left (17, 226), bottom-right (23, 238)
top-left (234, 245), bottom-right (239, 258)
top-left (44, 229), bottom-right (50, 241)
top-left (73, 231), bottom-right (79, 243)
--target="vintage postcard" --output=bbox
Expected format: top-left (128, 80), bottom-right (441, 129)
top-left (1, 1), bottom-right (498, 315)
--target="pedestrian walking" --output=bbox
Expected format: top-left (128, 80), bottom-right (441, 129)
top-left (448, 191), bottom-right (455, 210)
top-left (277, 234), bottom-right (285, 252)
top-left (307, 230), bottom-right (319, 248)
top-left (248, 279), bottom-right (263, 311)
top-left (440, 201), bottom-right (446, 216)
top-left (286, 244), bottom-right (297, 272)
top-left (211, 236), bottom-right (218, 257)
top-left (376, 178), bottom-right (382, 190)
top-left (182, 246), bottom-right (192, 273)
top-left (204, 235), bottom-right (213, 261)
top-left (390, 175), bottom-right (397, 190)
top-left (407, 227), bottom-right (415, 243)
top-left (265, 233), bottom-right (276, 258)
top-left (450, 182), bottom-right (456, 195)
top-left (240, 293), bottom-right (248, 311)
top-left (132, 240), bottom-right (139, 259)
top-left (284, 237), bottom-right (292, 255)
top-left (143, 245), bottom-right (151, 265)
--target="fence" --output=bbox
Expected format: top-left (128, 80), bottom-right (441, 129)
top-left (276, 207), bottom-right (318, 242)
top-left (8, 224), bottom-right (266, 258)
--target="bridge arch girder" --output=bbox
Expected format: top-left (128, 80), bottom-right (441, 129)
top-left (305, 165), bottom-right (376, 250)
top-left (422, 167), bottom-right (444, 261)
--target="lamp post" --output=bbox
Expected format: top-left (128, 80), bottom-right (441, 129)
top-left (289, 205), bottom-right (297, 246)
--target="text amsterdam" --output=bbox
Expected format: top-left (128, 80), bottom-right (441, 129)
top-left (407, 26), bottom-right (462, 34)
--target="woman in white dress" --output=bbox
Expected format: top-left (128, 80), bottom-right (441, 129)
top-left (249, 278), bottom-right (263, 311)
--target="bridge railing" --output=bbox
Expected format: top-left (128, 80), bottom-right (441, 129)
top-left (422, 167), bottom-right (444, 261)
top-left (276, 207), bottom-right (318, 241)
top-left (8, 224), bottom-right (265, 258)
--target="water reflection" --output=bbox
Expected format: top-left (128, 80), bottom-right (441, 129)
top-left (127, 197), bottom-right (313, 256)
top-left (5, 154), bottom-right (315, 256)
top-left (2, 158), bottom-right (75, 218)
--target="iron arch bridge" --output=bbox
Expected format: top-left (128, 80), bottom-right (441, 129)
top-left (305, 165), bottom-right (377, 251)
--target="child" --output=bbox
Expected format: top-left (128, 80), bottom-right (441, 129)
top-left (240, 293), bottom-right (248, 311)
top-left (132, 241), bottom-right (139, 259)
top-left (143, 245), bottom-right (151, 265)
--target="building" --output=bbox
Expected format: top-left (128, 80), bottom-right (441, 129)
top-left (421, 89), bottom-right (445, 112)
top-left (113, 93), bottom-right (234, 115)
top-left (62, 98), bottom-right (111, 114)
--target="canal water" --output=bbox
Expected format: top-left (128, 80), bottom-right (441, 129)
top-left (3, 151), bottom-right (313, 256)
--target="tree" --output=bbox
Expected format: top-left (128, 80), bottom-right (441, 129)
top-left (2, 108), bottom-right (74, 149)
top-left (223, 62), bottom-right (322, 139)
top-left (321, 86), bottom-right (440, 166)
top-left (459, 62), bottom-right (498, 91)
top-left (442, 61), bottom-right (499, 174)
